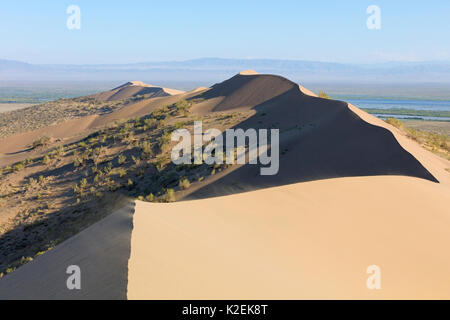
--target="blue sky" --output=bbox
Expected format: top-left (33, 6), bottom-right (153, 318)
top-left (1, 0), bottom-right (449, 64)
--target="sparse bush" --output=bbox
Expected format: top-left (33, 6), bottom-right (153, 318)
top-left (145, 193), bottom-right (155, 202)
top-left (159, 130), bottom-right (172, 151)
top-left (140, 140), bottom-right (152, 157)
top-left (117, 168), bottom-right (127, 178)
top-left (173, 99), bottom-right (192, 116)
top-left (73, 156), bottom-right (83, 167)
top-left (178, 177), bottom-right (190, 190)
top-left (31, 136), bottom-right (51, 149)
top-left (42, 155), bottom-right (50, 165)
top-left (318, 91), bottom-right (330, 99)
top-left (13, 162), bottom-right (25, 172)
top-left (163, 188), bottom-right (175, 202)
top-left (117, 154), bottom-right (126, 165)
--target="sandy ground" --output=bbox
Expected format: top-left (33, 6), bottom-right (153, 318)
top-left (128, 176), bottom-right (450, 299)
top-left (0, 201), bottom-right (134, 299)
top-left (0, 88), bottom-right (201, 167)
top-left (403, 120), bottom-right (450, 136)
top-left (0, 103), bottom-right (33, 113)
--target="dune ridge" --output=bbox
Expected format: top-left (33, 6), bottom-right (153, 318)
top-left (94, 81), bottom-right (184, 102)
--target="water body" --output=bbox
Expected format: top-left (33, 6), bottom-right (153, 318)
top-left (346, 98), bottom-right (450, 112)
top-left (373, 114), bottom-right (450, 122)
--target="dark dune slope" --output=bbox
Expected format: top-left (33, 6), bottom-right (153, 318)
top-left (186, 73), bottom-right (438, 199)
top-left (93, 81), bottom-right (183, 102)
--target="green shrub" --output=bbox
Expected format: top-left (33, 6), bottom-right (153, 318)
top-left (13, 162), bottom-right (25, 172)
top-left (42, 155), bottom-right (50, 165)
top-left (173, 99), bottom-right (192, 116)
top-left (117, 154), bottom-right (127, 165)
top-left (318, 91), bottom-right (330, 99)
top-left (164, 189), bottom-right (175, 202)
top-left (178, 177), bottom-right (190, 190)
top-left (117, 168), bottom-right (127, 178)
top-left (31, 136), bottom-right (51, 149)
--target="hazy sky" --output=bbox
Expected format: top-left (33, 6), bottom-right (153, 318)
top-left (1, 0), bottom-right (449, 64)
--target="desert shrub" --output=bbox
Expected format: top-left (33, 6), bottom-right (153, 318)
top-left (131, 155), bottom-right (141, 166)
top-left (178, 177), bottom-right (190, 190)
top-left (385, 118), bottom-right (403, 128)
top-left (163, 188), bottom-right (175, 202)
top-left (385, 118), bottom-right (450, 160)
top-left (117, 168), bottom-right (127, 178)
top-left (73, 156), bottom-right (83, 167)
top-left (173, 99), bottom-right (192, 116)
top-left (92, 147), bottom-right (105, 165)
top-left (158, 130), bottom-right (172, 151)
top-left (78, 141), bottom-right (87, 149)
top-left (145, 193), bottom-right (155, 202)
top-left (42, 155), bottom-right (50, 165)
top-left (55, 145), bottom-right (65, 156)
top-left (318, 91), bottom-right (330, 99)
top-left (152, 106), bottom-right (170, 120)
top-left (80, 178), bottom-right (88, 189)
top-left (31, 136), bottom-right (51, 149)
top-left (140, 141), bottom-right (152, 157)
top-left (38, 175), bottom-right (46, 186)
top-left (144, 118), bottom-right (157, 130)
top-left (117, 154), bottom-right (127, 165)
top-left (104, 162), bottom-right (113, 174)
top-left (13, 162), bottom-right (25, 172)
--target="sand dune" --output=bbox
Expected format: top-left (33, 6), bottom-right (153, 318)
top-left (1, 71), bottom-right (449, 300)
top-left (185, 72), bottom-right (440, 199)
top-left (0, 202), bottom-right (134, 299)
top-left (93, 81), bottom-right (184, 102)
top-left (128, 176), bottom-right (450, 299)
top-left (0, 88), bottom-right (200, 166)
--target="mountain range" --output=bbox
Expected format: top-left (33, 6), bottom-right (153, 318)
top-left (2, 58), bottom-right (450, 83)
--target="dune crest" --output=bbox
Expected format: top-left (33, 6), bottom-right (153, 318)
top-left (239, 69), bottom-right (259, 75)
top-left (94, 81), bottom-right (184, 102)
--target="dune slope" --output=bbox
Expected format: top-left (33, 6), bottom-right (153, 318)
top-left (0, 202), bottom-right (134, 300)
top-left (186, 73), bottom-right (439, 199)
top-left (93, 81), bottom-right (184, 102)
top-left (129, 176), bottom-right (450, 299)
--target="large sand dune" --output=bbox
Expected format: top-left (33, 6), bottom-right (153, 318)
top-left (185, 73), bottom-right (440, 199)
top-left (1, 72), bottom-right (449, 300)
top-left (128, 176), bottom-right (450, 299)
top-left (93, 81), bottom-right (184, 102)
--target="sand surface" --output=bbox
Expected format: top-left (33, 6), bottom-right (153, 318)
top-left (0, 202), bottom-right (134, 299)
top-left (128, 176), bottom-right (450, 299)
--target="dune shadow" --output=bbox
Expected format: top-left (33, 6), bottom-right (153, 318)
top-left (0, 201), bottom-right (135, 300)
top-left (186, 86), bottom-right (438, 200)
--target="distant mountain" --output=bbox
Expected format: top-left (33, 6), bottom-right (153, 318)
top-left (1, 58), bottom-right (450, 83)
